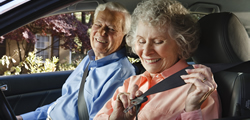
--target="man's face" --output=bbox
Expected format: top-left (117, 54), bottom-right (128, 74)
top-left (90, 9), bottom-right (125, 60)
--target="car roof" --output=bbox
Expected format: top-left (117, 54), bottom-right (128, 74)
top-left (1, 0), bottom-right (250, 36)
top-left (0, 0), bottom-right (79, 36)
top-left (107, 0), bottom-right (250, 36)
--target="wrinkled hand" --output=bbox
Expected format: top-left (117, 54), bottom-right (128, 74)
top-left (181, 64), bottom-right (217, 112)
top-left (109, 85), bottom-right (143, 120)
top-left (16, 115), bottom-right (23, 120)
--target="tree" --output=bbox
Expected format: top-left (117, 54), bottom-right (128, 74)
top-left (0, 12), bottom-right (92, 62)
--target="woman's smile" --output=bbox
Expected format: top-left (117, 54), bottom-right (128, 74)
top-left (144, 58), bottom-right (161, 64)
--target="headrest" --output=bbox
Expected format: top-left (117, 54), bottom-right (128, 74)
top-left (192, 12), bottom-right (250, 63)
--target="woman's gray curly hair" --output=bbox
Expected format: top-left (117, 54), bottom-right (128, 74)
top-left (126, 0), bottom-right (200, 59)
top-left (94, 2), bottom-right (131, 34)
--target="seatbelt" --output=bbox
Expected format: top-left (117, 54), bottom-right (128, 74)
top-left (131, 61), bottom-right (250, 120)
top-left (78, 63), bottom-right (90, 120)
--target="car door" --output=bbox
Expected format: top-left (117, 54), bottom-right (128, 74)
top-left (0, 71), bottom-right (72, 115)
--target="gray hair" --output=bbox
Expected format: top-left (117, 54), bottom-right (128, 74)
top-left (126, 0), bottom-right (200, 59)
top-left (94, 2), bottom-right (131, 34)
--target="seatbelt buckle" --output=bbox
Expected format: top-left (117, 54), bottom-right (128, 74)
top-left (123, 96), bottom-right (148, 113)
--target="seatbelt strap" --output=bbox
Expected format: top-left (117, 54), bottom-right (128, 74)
top-left (132, 61), bottom-right (250, 120)
top-left (78, 63), bottom-right (90, 120)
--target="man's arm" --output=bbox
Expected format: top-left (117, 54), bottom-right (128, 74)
top-left (88, 58), bottom-right (136, 119)
top-left (18, 103), bottom-right (52, 120)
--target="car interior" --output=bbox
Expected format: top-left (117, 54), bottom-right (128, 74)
top-left (1, 0), bottom-right (250, 120)
top-left (193, 12), bottom-right (250, 119)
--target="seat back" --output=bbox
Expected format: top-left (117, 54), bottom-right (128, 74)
top-left (192, 12), bottom-right (250, 117)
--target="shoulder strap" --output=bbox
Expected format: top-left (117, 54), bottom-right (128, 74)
top-left (132, 61), bottom-right (250, 120)
top-left (78, 63), bottom-right (90, 120)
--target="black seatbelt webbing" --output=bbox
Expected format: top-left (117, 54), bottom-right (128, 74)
top-left (132, 61), bottom-right (250, 120)
top-left (78, 63), bottom-right (90, 120)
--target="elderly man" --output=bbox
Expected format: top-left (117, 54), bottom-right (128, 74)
top-left (16, 2), bottom-right (136, 120)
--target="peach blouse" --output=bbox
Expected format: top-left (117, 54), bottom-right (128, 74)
top-left (94, 59), bottom-right (221, 120)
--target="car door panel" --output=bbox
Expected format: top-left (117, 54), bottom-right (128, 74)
top-left (0, 70), bottom-right (72, 115)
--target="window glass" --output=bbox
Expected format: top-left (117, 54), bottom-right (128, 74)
top-left (52, 36), bottom-right (60, 57)
top-left (0, 11), bottom-right (93, 75)
top-left (35, 34), bottom-right (51, 60)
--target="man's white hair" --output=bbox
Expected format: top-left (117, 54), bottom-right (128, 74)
top-left (94, 2), bottom-right (131, 34)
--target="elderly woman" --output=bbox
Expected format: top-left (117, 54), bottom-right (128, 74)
top-left (94, 0), bottom-right (221, 119)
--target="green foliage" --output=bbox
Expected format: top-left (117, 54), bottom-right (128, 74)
top-left (58, 59), bottom-right (82, 71)
top-left (85, 13), bottom-right (91, 23)
top-left (127, 56), bottom-right (140, 64)
top-left (0, 55), bottom-right (16, 69)
top-left (22, 51), bottom-right (59, 74)
top-left (1, 51), bottom-right (59, 75)
top-left (0, 55), bottom-right (17, 75)
top-left (0, 51), bottom-right (140, 76)
top-left (73, 37), bottom-right (82, 53)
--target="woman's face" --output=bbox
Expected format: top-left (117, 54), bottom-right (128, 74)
top-left (135, 21), bottom-right (180, 75)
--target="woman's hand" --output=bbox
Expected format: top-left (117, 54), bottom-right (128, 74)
top-left (180, 64), bottom-right (217, 112)
top-left (109, 85), bottom-right (143, 120)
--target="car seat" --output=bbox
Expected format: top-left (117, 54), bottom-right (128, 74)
top-left (192, 12), bottom-right (250, 118)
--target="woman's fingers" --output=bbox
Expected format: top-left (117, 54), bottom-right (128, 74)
top-left (190, 64), bottom-right (212, 78)
top-left (181, 72), bottom-right (207, 82)
top-left (113, 87), bottom-right (142, 120)
top-left (184, 77), bottom-right (215, 94)
top-left (135, 90), bottom-right (143, 97)
top-left (115, 85), bottom-right (143, 114)
top-left (117, 93), bottom-right (130, 109)
top-left (181, 64), bottom-right (217, 111)
top-left (181, 64), bottom-right (216, 91)
top-left (129, 85), bottom-right (139, 99)
top-left (111, 97), bottom-right (135, 120)
top-left (181, 64), bottom-right (217, 88)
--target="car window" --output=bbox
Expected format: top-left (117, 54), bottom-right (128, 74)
top-left (0, 11), bottom-right (94, 75)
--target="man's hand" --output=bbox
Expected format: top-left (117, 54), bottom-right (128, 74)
top-left (16, 115), bottom-right (23, 120)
